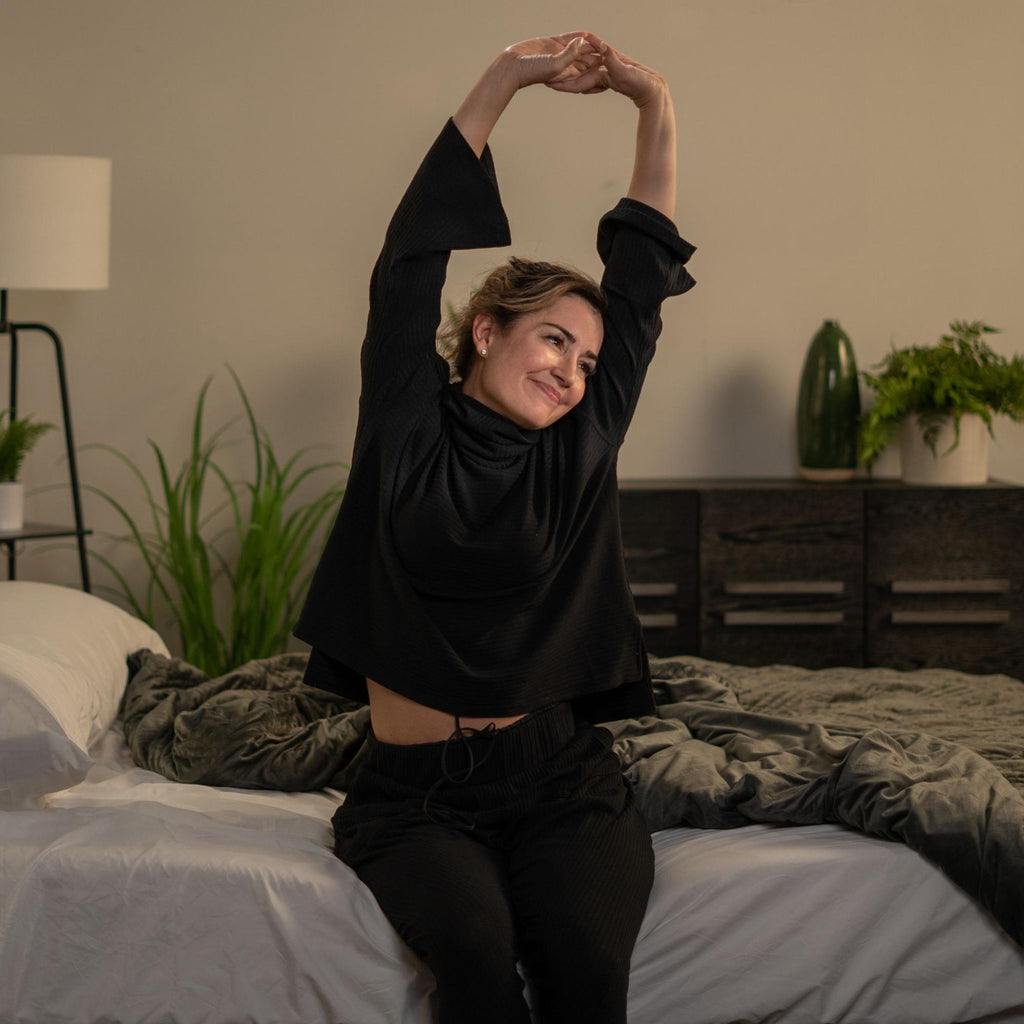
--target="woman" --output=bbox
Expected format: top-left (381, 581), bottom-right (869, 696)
top-left (295, 31), bottom-right (696, 1024)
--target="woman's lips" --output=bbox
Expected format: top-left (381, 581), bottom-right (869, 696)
top-left (531, 379), bottom-right (561, 405)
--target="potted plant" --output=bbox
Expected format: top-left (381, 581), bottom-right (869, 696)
top-left (85, 368), bottom-right (347, 676)
top-left (0, 411), bottom-right (56, 531)
top-left (858, 320), bottom-right (1024, 484)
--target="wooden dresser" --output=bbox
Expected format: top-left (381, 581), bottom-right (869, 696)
top-left (618, 478), bottom-right (1024, 677)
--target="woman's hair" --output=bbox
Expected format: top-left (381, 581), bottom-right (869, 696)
top-left (438, 257), bottom-right (607, 381)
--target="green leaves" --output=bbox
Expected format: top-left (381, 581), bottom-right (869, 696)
top-left (85, 369), bottom-right (346, 676)
top-left (858, 320), bottom-right (1023, 467)
top-left (0, 411), bottom-right (56, 482)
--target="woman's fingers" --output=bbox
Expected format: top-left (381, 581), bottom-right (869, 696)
top-left (503, 31), bottom-right (660, 94)
top-left (596, 44), bottom-right (667, 104)
top-left (550, 29), bottom-right (597, 46)
top-left (545, 65), bottom-right (610, 93)
top-left (501, 35), bottom-right (586, 88)
top-left (522, 33), bottom-right (665, 104)
top-left (542, 37), bottom-right (596, 84)
top-left (547, 31), bottom-right (604, 72)
top-left (551, 51), bottom-right (603, 83)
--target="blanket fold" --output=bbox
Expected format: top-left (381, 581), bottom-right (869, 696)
top-left (120, 648), bottom-right (1024, 949)
top-left (122, 650), bottom-right (370, 792)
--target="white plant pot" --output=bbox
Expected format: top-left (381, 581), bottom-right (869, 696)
top-left (0, 480), bottom-right (25, 532)
top-left (899, 412), bottom-right (990, 486)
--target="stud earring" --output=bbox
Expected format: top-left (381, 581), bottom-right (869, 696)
top-left (480, 348), bottom-right (488, 357)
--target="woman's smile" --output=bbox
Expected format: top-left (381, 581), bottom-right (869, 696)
top-left (530, 378), bottom-right (562, 405)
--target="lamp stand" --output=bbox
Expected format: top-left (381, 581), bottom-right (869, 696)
top-left (0, 288), bottom-right (91, 591)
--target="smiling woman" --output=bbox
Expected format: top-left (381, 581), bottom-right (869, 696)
top-left (292, 29), bottom-right (697, 1024)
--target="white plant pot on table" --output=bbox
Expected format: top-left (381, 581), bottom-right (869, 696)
top-left (899, 411), bottom-right (990, 486)
top-left (0, 481), bottom-right (25, 532)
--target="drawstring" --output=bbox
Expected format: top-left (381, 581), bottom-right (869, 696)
top-left (421, 716), bottom-right (499, 829)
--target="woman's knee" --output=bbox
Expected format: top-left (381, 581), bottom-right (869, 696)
top-left (526, 944), bottom-right (632, 1024)
top-left (397, 893), bottom-right (528, 1022)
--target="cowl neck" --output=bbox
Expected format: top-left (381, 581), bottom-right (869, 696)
top-left (444, 384), bottom-right (542, 462)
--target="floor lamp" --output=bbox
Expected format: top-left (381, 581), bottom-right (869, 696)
top-left (0, 155), bottom-right (112, 592)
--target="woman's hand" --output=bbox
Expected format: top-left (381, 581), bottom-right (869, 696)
top-left (497, 33), bottom-right (605, 91)
top-left (544, 35), bottom-right (668, 108)
top-left (452, 32), bottom-right (666, 160)
top-left (453, 33), bottom-right (602, 157)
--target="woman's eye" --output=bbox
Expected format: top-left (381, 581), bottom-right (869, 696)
top-left (546, 335), bottom-right (565, 348)
top-left (580, 363), bottom-right (596, 378)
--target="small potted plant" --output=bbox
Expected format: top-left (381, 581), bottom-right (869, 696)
top-left (858, 320), bottom-right (1024, 485)
top-left (0, 411), bottom-right (55, 531)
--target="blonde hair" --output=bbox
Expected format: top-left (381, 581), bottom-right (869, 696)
top-left (438, 257), bottom-right (606, 381)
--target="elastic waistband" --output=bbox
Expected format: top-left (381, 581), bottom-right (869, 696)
top-left (363, 702), bottom-right (577, 788)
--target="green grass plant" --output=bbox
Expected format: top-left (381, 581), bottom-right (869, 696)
top-left (86, 368), bottom-right (345, 675)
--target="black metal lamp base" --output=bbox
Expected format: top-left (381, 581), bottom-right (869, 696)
top-left (1, 288), bottom-right (92, 591)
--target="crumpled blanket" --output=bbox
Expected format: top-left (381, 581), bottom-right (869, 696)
top-left (121, 649), bottom-right (371, 792)
top-left (121, 648), bottom-right (1024, 949)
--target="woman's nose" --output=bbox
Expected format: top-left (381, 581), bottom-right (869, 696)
top-left (553, 354), bottom-right (578, 387)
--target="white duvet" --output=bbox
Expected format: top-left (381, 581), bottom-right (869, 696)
top-left (2, 725), bottom-right (1023, 1024)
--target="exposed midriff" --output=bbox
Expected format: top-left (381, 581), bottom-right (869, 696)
top-left (366, 678), bottom-right (528, 744)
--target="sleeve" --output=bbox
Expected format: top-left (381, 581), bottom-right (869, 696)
top-left (582, 198), bottom-right (697, 445)
top-left (358, 118), bottom-right (512, 416)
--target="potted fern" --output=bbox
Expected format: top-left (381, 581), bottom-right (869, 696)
top-left (858, 320), bottom-right (1024, 484)
top-left (0, 411), bottom-right (56, 531)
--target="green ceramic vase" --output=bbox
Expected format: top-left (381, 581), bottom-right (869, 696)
top-left (797, 320), bottom-right (861, 481)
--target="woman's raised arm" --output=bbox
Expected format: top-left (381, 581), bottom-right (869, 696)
top-left (453, 33), bottom-right (605, 157)
top-left (624, 87), bottom-right (677, 221)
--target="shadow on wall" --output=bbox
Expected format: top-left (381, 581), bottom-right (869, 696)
top-left (695, 364), bottom-right (793, 477)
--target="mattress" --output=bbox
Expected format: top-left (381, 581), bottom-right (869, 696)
top-left (1, 724), bottom-right (1021, 1024)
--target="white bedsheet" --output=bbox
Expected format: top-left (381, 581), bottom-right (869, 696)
top-left (2, 725), bottom-right (1023, 1024)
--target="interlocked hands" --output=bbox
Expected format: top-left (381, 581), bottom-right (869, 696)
top-left (500, 31), bottom-right (667, 107)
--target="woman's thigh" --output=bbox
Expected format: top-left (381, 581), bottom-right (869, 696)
top-left (335, 806), bottom-right (514, 962)
top-left (503, 738), bottom-right (654, 1022)
top-left (335, 807), bottom-right (531, 1021)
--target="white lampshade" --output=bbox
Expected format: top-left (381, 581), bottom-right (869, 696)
top-left (0, 155), bottom-right (111, 291)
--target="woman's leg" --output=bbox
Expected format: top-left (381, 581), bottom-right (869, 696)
top-left (335, 809), bottom-right (531, 1024)
top-left (504, 730), bottom-right (655, 1024)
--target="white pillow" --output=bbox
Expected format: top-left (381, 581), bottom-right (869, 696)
top-left (0, 581), bottom-right (169, 808)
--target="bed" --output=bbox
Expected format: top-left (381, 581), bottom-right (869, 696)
top-left (2, 580), bottom-right (1023, 1024)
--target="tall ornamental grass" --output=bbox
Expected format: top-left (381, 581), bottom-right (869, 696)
top-left (86, 368), bottom-right (345, 675)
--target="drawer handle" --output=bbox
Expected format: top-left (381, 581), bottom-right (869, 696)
top-left (891, 610), bottom-right (1011, 625)
top-left (638, 613), bottom-right (678, 629)
top-left (725, 580), bottom-right (845, 595)
top-left (891, 579), bottom-right (1011, 594)
top-left (724, 611), bottom-right (844, 626)
top-left (623, 546), bottom-right (672, 560)
top-left (630, 582), bottom-right (679, 598)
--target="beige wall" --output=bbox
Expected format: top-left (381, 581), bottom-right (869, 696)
top-left (3, 0), bottom-right (1023, 597)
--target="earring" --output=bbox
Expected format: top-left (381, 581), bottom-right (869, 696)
top-left (480, 348), bottom-right (488, 357)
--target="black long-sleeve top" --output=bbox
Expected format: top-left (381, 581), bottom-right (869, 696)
top-left (294, 117), bottom-right (696, 722)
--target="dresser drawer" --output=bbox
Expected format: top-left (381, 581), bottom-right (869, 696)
top-left (699, 489), bottom-right (864, 668)
top-left (866, 489), bottom-right (1024, 675)
top-left (618, 488), bottom-right (698, 657)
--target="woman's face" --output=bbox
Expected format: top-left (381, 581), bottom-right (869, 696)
top-left (462, 294), bottom-right (604, 430)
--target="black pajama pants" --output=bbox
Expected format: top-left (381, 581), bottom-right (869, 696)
top-left (331, 702), bottom-right (655, 1024)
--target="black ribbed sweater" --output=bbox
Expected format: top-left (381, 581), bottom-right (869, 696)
top-left (294, 117), bottom-right (696, 722)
